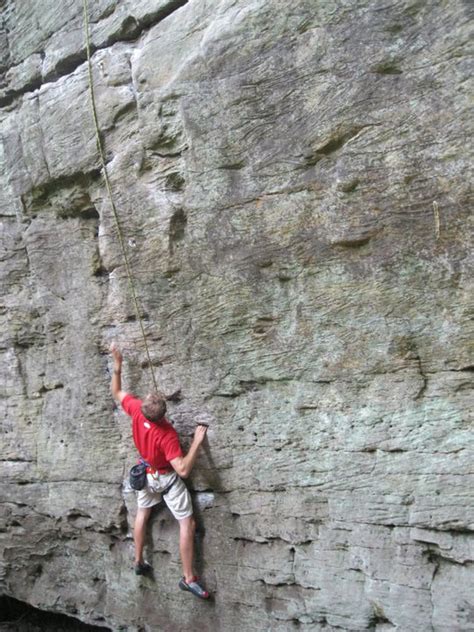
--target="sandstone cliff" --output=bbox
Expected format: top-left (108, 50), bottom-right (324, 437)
top-left (0, 0), bottom-right (473, 630)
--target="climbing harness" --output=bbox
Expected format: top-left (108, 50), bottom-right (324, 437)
top-left (82, 0), bottom-right (158, 391)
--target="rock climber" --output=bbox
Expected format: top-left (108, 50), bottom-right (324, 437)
top-left (110, 343), bottom-right (210, 599)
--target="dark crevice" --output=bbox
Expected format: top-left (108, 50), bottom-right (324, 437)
top-left (331, 231), bottom-right (379, 248)
top-left (126, 0), bottom-right (189, 39)
top-left (372, 60), bottom-right (403, 75)
top-left (14, 338), bottom-right (40, 350)
top-left (126, 312), bottom-right (148, 322)
top-left (303, 125), bottom-right (371, 166)
top-left (368, 606), bottom-right (394, 629)
top-left (165, 171), bottom-right (186, 191)
top-left (140, 358), bottom-right (163, 369)
top-left (413, 353), bottom-right (428, 399)
top-left (206, 390), bottom-right (237, 399)
top-left (118, 503), bottom-right (129, 535)
top-left (103, 15), bottom-right (140, 46)
top-left (67, 511), bottom-right (93, 522)
top-left (169, 207), bottom-right (187, 243)
top-left (93, 264), bottom-right (109, 278)
top-left (45, 50), bottom-right (89, 83)
top-left (213, 374), bottom-right (294, 398)
top-left (239, 380), bottom-right (264, 392)
top-left (261, 579), bottom-right (298, 588)
top-left (110, 100), bottom-right (137, 127)
top-left (435, 526), bottom-right (474, 536)
top-left (217, 160), bottom-right (246, 170)
top-left (358, 446), bottom-right (377, 453)
top-left (0, 595), bottom-right (111, 631)
top-left (423, 549), bottom-right (472, 567)
top-left (338, 178), bottom-right (360, 193)
top-left (385, 23), bottom-right (404, 34)
top-left (253, 316), bottom-right (276, 336)
top-left (233, 536), bottom-right (265, 544)
top-left (164, 266), bottom-right (181, 277)
top-left (0, 76), bottom-right (43, 108)
top-left (38, 383), bottom-right (64, 394)
top-left (316, 128), bottom-right (364, 155)
top-left (80, 208), bottom-right (100, 221)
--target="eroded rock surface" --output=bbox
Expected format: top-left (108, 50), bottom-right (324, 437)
top-left (0, 0), bottom-right (473, 630)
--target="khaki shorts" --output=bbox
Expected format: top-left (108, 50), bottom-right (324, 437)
top-left (137, 471), bottom-right (193, 520)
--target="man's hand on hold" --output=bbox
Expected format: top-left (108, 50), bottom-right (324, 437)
top-left (170, 425), bottom-right (208, 479)
top-left (110, 343), bottom-right (123, 370)
top-left (110, 343), bottom-right (127, 403)
top-left (194, 424), bottom-right (208, 446)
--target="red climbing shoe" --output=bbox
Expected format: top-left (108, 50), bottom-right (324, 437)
top-left (178, 576), bottom-right (210, 599)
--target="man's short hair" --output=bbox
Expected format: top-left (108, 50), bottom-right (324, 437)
top-left (141, 392), bottom-right (167, 422)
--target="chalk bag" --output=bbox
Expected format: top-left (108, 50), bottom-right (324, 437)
top-left (129, 461), bottom-right (148, 490)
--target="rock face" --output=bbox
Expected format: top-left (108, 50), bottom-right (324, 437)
top-left (0, 0), bottom-right (473, 630)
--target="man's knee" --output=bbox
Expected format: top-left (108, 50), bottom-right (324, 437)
top-left (135, 506), bottom-right (152, 525)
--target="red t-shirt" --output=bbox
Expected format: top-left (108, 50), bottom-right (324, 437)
top-left (122, 394), bottom-right (183, 472)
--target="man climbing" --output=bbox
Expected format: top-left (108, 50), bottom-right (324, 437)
top-left (110, 343), bottom-right (210, 599)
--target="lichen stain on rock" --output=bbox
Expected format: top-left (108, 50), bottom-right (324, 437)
top-left (0, 0), bottom-right (472, 631)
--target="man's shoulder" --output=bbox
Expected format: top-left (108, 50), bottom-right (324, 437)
top-left (156, 418), bottom-right (179, 436)
top-left (122, 394), bottom-right (142, 415)
top-left (158, 418), bottom-right (175, 430)
top-left (123, 393), bottom-right (141, 404)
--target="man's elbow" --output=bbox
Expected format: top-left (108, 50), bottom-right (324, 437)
top-left (171, 459), bottom-right (189, 478)
top-left (177, 465), bottom-right (190, 479)
top-left (112, 389), bottom-right (126, 403)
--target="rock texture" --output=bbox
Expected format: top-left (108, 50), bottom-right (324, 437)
top-left (0, 0), bottom-right (473, 630)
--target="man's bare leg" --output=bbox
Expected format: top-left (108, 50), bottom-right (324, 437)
top-left (134, 506), bottom-right (152, 564)
top-left (179, 515), bottom-right (196, 582)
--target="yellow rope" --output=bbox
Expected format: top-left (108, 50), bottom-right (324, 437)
top-left (82, 0), bottom-right (158, 391)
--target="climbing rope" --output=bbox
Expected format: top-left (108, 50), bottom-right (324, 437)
top-left (82, 0), bottom-right (158, 391)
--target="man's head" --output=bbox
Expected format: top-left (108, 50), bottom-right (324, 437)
top-left (141, 392), bottom-right (167, 423)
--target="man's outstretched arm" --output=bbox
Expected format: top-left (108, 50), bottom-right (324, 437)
top-left (110, 343), bottom-right (128, 403)
top-left (170, 425), bottom-right (208, 479)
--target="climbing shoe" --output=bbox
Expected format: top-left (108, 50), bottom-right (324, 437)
top-left (179, 576), bottom-right (210, 599)
top-left (135, 561), bottom-right (153, 576)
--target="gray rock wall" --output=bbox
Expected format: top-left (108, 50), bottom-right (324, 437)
top-left (0, 0), bottom-right (473, 630)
